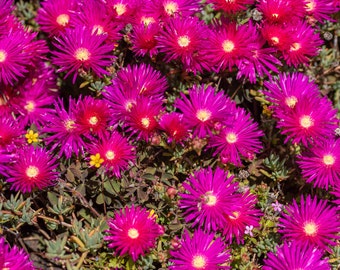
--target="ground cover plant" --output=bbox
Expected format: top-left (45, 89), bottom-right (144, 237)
top-left (0, 0), bottom-right (340, 269)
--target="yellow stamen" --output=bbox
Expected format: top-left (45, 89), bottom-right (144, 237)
top-left (56, 14), bottom-right (70, 26)
top-left (141, 16), bottom-right (155, 26)
top-left (177, 36), bottom-right (190, 48)
top-left (285, 96), bottom-right (298, 108)
top-left (24, 101), bottom-right (35, 112)
top-left (222, 40), bottom-right (235, 53)
top-left (114, 3), bottom-right (127, 16)
top-left (25, 130), bottom-right (39, 144)
top-left (304, 222), bottom-right (318, 236)
top-left (196, 109), bottom-right (211, 122)
top-left (290, 43), bottom-right (301, 51)
top-left (26, 165), bottom-right (39, 178)
top-left (271, 37), bottom-right (279, 45)
top-left (64, 120), bottom-right (75, 131)
top-left (128, 228), bottom-right (139, 239)
top-left (105, 150), bottom-right (115, 160)
top-left (204, 192), bottom-right (217, 206)
top-left (229, 211), bottom-right (240, 220)
top-left (0, 50), bottom-right (7, 63)
top-left (89, 116), bottom-right (98, 126)
top-left (323, 154), bottom-right (335, 166)
top-left (92, 25), bottom-right (104, 35)
top-left (305, 0), bottom-right (316, 12)
top-left (74, 47), bottom-right (91, 61)
top-left (299, 115), bottom-right (313, 129)
top-left (164, 2), bottom-right (179, 15)
top-left (90, 153), bottom-right (104, 168)
top-left (192, 255), bottom-right (207, 269)
top-left (141, 117), bottom-right (150, 128)
top-left (272, 13), bottom-right (279, 18)
top-left (226, 132), bottom-right (237, 144)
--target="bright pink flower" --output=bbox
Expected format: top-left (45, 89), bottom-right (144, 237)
top-left (304, 0), bottom-right (339, 23)
top-left (6, 146), bottom-right (59, 193)
top-left (278, 195), bottom-right (340, 252)
top-left (105, 205), bottom-right (163, 261)
top-left (147, 0), bottom-right (200, 19)
top-left (208, 0), bottom-right (255, 13)
top-left (131, 23), bottom-right (160, 58)
top-left (159, 112), bottom-right (189, 143)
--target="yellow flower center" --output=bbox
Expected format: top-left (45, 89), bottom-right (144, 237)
top-left (74, 47), bottom-right (91, 61)
top-left (128, 228), bottom-right (139, 239)
top-left (222, 40), bottom-right (235, 53)
top-left (64, 120), bottom-right (75, 131)
top-left (125, 100), bottom-right (134, 112)
top-left (90, 153), bottom-right (104, 168)
top-left (89, 116), bottom-right (98, 126)
top-left (26, 165), bottom-right (39, 178)
top-left (196, 109), bottom-right (211, 122)
top-left (0, 50), bottom-right (7, 63)
top-left (304, 222), bottom-right (318, 237)
top-left (56, 13), bottom-right (70, 26)
top-left (25, 130), bottom-right (39, 144)
top-left (299, 115), bottom-right (313, 129)
top-left (272, 13), bottom-right (279, 18)
top-left (141, 16), bottom-right (155, 25)
top-left (114, 3), bottom-right (127, 16)
top-left (271, 37), bottom-right (279, 45)
top-left (24, 101), bottom-right (35, 112)
top-left (323, 154), bottom-right (335, 166)
top-left (92, 25), bottom-right (104, 35)
top-left (285, 96), bottom-right (298, 108)
top-left (105, 150), bottom-right (115, 160)
top-left (192, 255), bottom-right (207, 269)
top-left (226, 132), bottom-right (237, 144)
top-left (305, 0), bottom-right (316, 11)
top-left (177, 35), bottom-right (190, 48)
top-left (141, 117), bottom-right (150, 128)
top-left (164, 1), bottom-right (179, 15)
top-left (290, 43), bottom-right (301, 51)
top-left (204, 192), bottom-right (217, 206)
top-left (229, 211), bottom-right (240, 220)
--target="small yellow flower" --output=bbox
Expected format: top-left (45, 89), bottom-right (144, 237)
top-left (25, 130), bottom-right (39, 144)
top-left (148, 209), bottom-right (158, 220)
top-left (89, 153), bottom-right (104, 168)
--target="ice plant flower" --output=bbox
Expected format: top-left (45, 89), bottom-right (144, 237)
top-left (52, 26), bottom-right (115, 83)
top-left (156, 16), bottom-right (211, 73)
top-left (36, 0), bottom-right (78, 36)
top-left (210, 105), bottom-right (263, 166)
top-left (0, 115), bottom-right (24, 152)
top-left (0, 237), bottom-right (35, 270)
top-left (276, 96), bottom-right (338, 146)
top-left (6, 146), bottom-right (59, 193)
top-left (297, 139), bottom-right (340, 189)
top-left (222, 191), bottom-right (262, 244)
top-left (131, 23), bottom-right (160, 58)
top-left (278, 195), bottom-right (340, 252)
top-left (175, 84), bottom-right (230, 138)
top-left (263, 241), bottom-right (331, 270)
top-left (87, 131), bottom-right (135, 177)
top-left (304, 0), bottom-right (339, 23)
top-left (208, 0), bottom-right (255, 13)
top-left (148, 0), bottom-right (200, 19)
top-left (169, 229), bottom-right (231, 269)
top-left (25, 130), bottom-right (39, 144)
top-left (179, 167), bottom-right (239, 231)
top-left (44, 97), bottom-right (85, 159)
top-left (159, 112), bottom-right (189, 143)
top-left (105, 205), bottom-right (163, 261)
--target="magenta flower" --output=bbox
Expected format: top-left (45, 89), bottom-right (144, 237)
top-left (105, 0), bottom-right (139, 27)
top-left (124, 97), bottom-right (162, 141)
top-left (0, 30), bottom-right (30, 85)
top-left (263, 72), bottom-right (320, 117)
top-left (6, 146), bottom-right (59, 193)
top-left (159, 112), bottom-right (189, 143)
top-left (209, 23), bottom-right (255, 72)
top-left (156, 16), bottom-right (211, 73)
top-left (105, 205), bottom-right (163, 261)
top-left (87, 131), bottom-right (135, 177)
top-left (75, 96), bottom-right (111, 138)
top-left (222, 191), bottom-right (262, 244)
top-left (208, 0), bottom-right (255, 13)
top-left (281, 21), bottom-right (323, 67)
top-left (179, 167), bottom-right (239, 231)
top-left (261, 23), bottom-right (292, 51)
top-left (52, 26), bottom-right (115, 83)
top-left (148, 0), bottom-right (200, 19)
top-left (0, 115), bottom-right (24, 152)
top-left (210, 106), bottom-right (263, 166)
top-left (297, 139), bottom-right (340, 189)
top-left (36, 0), bottom-right (78, 36)
top-left (43, 97), bottom-right (85, 159)
top-left (278, 195), bottom-right (340, 252)
top-left (174, 84), bottom-right (230, 138)
top-left (169, 229), bottom-right (231, 269)
top-left (304, 0), bottom-right (339, 23)
top-left (0, 237), bottom-right (34, 270)
top-left (276, 96), bottom-right (338, 146)
top-left (263, 241), bottom-right (331, 270)
top-left (131, 23), bottom-right (160, 58)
